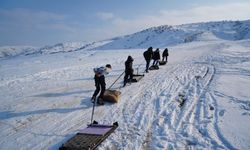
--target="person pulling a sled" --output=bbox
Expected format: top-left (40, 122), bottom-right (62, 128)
top-left (162, 48), bottom-right (169, 62)
top-left (152, 48), bottom-right (160, 66)
top-left (91, 64), bottom-right (112, 105)
top-left (123, 55), bottom-right (134, 87)
top-left (143, 47), bottom-right (153, 73)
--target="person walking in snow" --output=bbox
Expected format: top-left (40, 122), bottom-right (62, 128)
top-left (91, 64), bottom-right (112, 105)
top-left (152, 48), bottom-right (160, 66)
top-left (143, 47), bottom-right (153, 73)
top-left (123, 55), bottom-right (134, 87)
top-left (162, 48), bottom-right (169, 62)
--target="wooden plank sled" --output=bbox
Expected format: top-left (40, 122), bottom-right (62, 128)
top-left (149, 65), bottom-right (159, 70)
top-left (131, 74), bottom-right (144, 82)
top-left (59, 122), bottom-right (118, 150)
top-left (159, 61), bottom-right (167, 65)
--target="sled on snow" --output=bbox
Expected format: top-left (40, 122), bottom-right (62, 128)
top-left (131, 74), bottom-right (144, 82)
top-left (60, 81), bottom-right (120, 150)
top-left (159, 61), bottom-right (167, 65)
top-left (59, 122), bottom-right (118, 150)
top-left (103, 89), bottom-right (121, 103)
top-left (132, 67), bottom-right (145, 82)
top-left (149, 65), bottom-right (159, 70)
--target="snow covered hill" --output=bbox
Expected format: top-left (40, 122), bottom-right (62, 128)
top-left (96, 20), bottom-right (250, 50)
top-left (0, 20), bottom-right (250, 150)
top-left (1, 20), bottom-right (250, 60)
top-left (38, 42), bottom-right (88, 54)
top-left (0, 41), bottom-right (111, 60)
top-left (0, 42), bottom-right (87, 60)
top-left (0, 46), bottom-right (37, 59)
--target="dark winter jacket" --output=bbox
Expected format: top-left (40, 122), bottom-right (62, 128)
top-left (152, 49), bottom-right (160, 60)
top-left (125, 56), bottom-right (134, 73)
top-left (143, 47), bottom-right (153, 61)
top-left (162, 48), bottom-right (169, 57)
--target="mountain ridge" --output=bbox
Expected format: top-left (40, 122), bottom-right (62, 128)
top-left (1, 20), bottom-right (250, 59)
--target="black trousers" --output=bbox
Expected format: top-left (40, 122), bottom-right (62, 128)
top-left (162, 56), bottom-right (168, 61)
top-left (145, 60), bottom-right (151, 72)
top-left (124, 71), bottom-right (133, 86)
top-left (93, 75), bottom-right (106, 100)
top-left (153, 59), bottom-right (159, 66)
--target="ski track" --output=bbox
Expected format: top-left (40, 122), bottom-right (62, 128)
top-left (99, 47), bottom-right (241, 149)
top-left (99, 61), bottom-right (207, 149)
top-left (1, 41), bottom-right (250, 149)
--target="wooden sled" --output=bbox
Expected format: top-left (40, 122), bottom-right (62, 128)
top-left (103, 89), bottom-right (121, 103)
top-left (149, 65), bottom-right (159, 70)
top-left (131, 74), bottom-right (144, 82)
top-left (159, 61), bottom-right (167, 65)
top-left (59, 122), bottom-right (118, 150)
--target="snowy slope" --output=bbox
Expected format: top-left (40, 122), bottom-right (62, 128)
top-left (1, 20), bottom-right (250, 60)
top-left (1, 39), bottom-right (250, 150)
top-left (0, 46), bottom-right (37, 59)
top-left (1, 20), bottom-right (250, 150)
top-left (96, 20), bottom-right (250, 50)
top-left (38, 42), bottom-right (88, 54)
top-left (0, 40), bottom-right (112, 60)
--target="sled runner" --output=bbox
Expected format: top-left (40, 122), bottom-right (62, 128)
top-left (159, 61), bottom-right (167, 65)
top-left (59, 122), bottom-right (118, 150)
top-left (103, 89), bottom-right (121, 103)
top-left (149, 65), bottom-right (159, 70)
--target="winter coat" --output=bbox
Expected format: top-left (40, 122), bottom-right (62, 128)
top-left (162, 48), bottom-right (169, 57)
top-left (152, 49), bottom-right (160, 60)
top-left (125, 56), bottom-right (134, 73)
top-left (143, 47), bottom-right (153, 61)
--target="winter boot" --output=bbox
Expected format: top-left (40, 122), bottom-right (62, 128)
top-left (91, 96), bottom-right (96, 103)
top-left (97, 98), bottom-right (104, 105)
top-left (123, 81), bottom-right (126, 87)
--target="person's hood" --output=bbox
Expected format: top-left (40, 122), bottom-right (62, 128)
top-left (127, 56), bottom-right (134, 62)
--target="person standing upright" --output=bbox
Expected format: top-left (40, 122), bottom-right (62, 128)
top-left (143, 47), bottom-right (153, 73)
top-left (123, 55), bottom-right (134, 87)
top-left (162, 48), bottom-right (169, 62)
top-left (152, 48), bottom-right (160, 66)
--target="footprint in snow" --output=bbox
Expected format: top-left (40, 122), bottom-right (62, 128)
top-left (242, 112), bottom-right (250, 116)
top-left (209, 105), bottom-right (214, 110)
top-left (219, 109), bottom-right (225, 117)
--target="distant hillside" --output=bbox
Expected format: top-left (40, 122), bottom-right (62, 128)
top-left (0, 41), bottom-right (107, 59)
top-left (95, 20), bottom-right (250, 50)
top-left (1, 20), bottom-right (250, 59)
top-left (0, 46), bottom-right (37, 59)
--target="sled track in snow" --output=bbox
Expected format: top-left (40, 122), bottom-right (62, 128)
top-left (90, 52), bottom-right (239, 149)
top-left (97, 60), bottom-right (233, 149)
top-left (148, 61), bottom-right (237, 149)
top-left (97, 64), bottom-right (180, 149)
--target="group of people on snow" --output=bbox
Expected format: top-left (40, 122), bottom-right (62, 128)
top-left (91, 47), bottom-right (169, 105)
top-left (143, 47), bottom-right (169, 72)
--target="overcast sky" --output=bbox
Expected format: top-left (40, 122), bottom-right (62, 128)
top-left (0, 0), bottom-right (250, 46)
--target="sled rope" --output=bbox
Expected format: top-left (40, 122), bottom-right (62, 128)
top-left (136, 61), bottom-right (145, 75)
top-left (90, 98), bottom-right (96, 124)
top-left (108, 71), bottom-right (125, 90)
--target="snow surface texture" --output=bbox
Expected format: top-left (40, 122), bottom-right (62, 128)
top-left (0, 20), bottom-right (250, 150)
